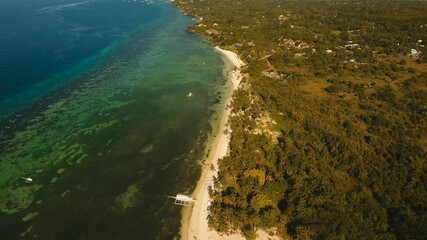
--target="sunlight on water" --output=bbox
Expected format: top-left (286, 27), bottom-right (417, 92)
top-left (0, 1), bottom-right (232, 239)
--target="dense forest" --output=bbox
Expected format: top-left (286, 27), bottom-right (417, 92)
top-left (174, 0), bottom-right (426, 239)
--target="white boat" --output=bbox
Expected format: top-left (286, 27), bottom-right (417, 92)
top-left (170, 194), bottom-right (196, 206)
top-left (21, 177), bottom-right (33, 182)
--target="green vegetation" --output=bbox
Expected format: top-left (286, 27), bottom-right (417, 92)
top-left (0, 185), bottom-right (41, 214)
top-left (22, 212), bottom-right (39, 222)
top-left (175, 0), bottom-right (426, 239)
top-left (115, 184), bottom-right (141, 212)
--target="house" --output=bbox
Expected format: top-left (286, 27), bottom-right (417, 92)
top-left (344, 43), bottom-right (359, 48)
top-left (278, 15), bottom-right (287, 20)
top-left (247, 41), bottom-right (256, 47)
top-left (280, 38), bottom-right (295, 48)
top-left (410, 49), bottom-right (421, 57)
top-left (296, 41), bottom-right (310, 49)
top-left (205, 29), bottom-right (219, 35)
top-left (263, 71), bottom-right (284, 79)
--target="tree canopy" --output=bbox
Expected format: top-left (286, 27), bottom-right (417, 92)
top-left (175, 0), bottom-right (426, 239)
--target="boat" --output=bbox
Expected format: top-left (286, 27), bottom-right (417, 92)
top-left (169, 194), bottom-right (196, 206)
top-left (21, 177), bottom-right (33, 182)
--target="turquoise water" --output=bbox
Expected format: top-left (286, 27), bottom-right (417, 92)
top-left (0, 0), bottom-right (232, 239)
top-left (0, 0), bottom-right (164, 120)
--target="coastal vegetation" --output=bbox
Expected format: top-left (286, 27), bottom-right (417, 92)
top-left (174, 0), bottom-right (426, 239)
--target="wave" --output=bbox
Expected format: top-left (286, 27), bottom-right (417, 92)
top-left (37, 0), bottom-right (96, 14)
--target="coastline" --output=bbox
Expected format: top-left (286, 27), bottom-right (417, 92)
top-left (180, 47), bottom-right (281, 240)
top-left (1, 3), bottom-right (234, 238)
top-left (173, 1), bottom-right (427, 240)
top-left (180, 47), bottom-right (245, 240)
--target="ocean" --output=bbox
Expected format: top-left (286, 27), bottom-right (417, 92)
top-left (0, 0), bottom-right (232, 239)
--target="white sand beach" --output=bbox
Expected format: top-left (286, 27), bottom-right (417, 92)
top-left (180, 47), bottom-right (244, 240)
top-left (180, 47), bottom-right (280, 240)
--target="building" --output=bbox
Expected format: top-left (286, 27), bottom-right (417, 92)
top-left (410, 49), bottom-right (421, 58)
top-left (205, 29), bottom-right (219, 35)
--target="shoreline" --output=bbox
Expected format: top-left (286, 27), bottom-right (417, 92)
top-left (180, 47), bottom-right (245, 240)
